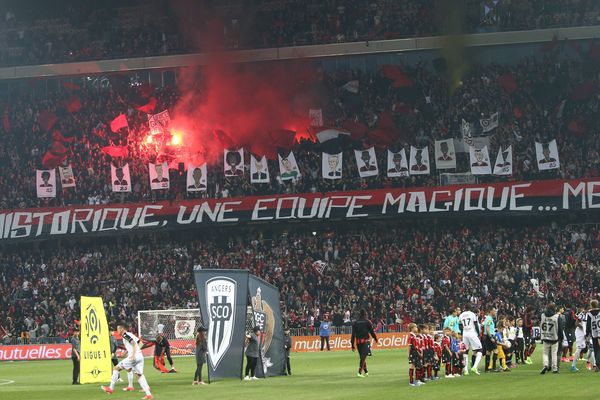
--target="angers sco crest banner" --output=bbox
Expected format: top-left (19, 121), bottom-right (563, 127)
top-left (194, 270), bottom-right (249, 380)
top-left (80, 296), bottom-right (112, 383)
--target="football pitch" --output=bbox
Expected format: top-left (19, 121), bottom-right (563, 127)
top-left (0, 349), bottom-right (595, 400)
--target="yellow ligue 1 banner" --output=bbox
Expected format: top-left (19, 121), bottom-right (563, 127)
top-left (80, 296), bottom-right (112, 384)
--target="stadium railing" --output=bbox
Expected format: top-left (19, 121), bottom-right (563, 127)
top-left (1, 336), bottom-right (69, 346)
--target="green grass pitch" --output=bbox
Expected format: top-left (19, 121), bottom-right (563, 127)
top-left (0, 349), bottom-right (596, 400)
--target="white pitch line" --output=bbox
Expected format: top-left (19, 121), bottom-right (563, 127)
top-left (0, 379), bottom-right (15, 386)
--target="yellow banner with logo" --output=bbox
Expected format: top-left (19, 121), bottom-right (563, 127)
top-left (80, 296), bottom-right (112, 383)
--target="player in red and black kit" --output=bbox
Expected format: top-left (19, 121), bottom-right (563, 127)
top-left (350, 309), bottom-right (377, 378)
top-left (423, 325), bottom-right (435, 380)
top-left (522, 306), bottom-right (535, 365)
top-left (407, 323), bottom-right (423, 386)
top-left (433, 333), bottom-right (442, 379)
top-left (141, 334), bottom-right (177, 374)
top-left (441, 327), bottom-right (453, 377)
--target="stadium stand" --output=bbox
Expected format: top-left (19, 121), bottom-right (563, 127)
top-left (0, 0), bottom-right (599, 66)
top-left (0, 52), bottom-right (598, 209)
top-left (1, 221), bottom-right (598, 342)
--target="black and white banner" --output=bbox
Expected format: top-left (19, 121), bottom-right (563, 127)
top-left (480, 112), bottom-right (499, 133)
top-left (322, 152), bottom-right (342, 180)
top-left (36, 169), bottom-right (56, 198)
top-left (278, 152), bottom-right (300, 181)
top-left (187, 163), bottom-right (207, 192)
top-left (59, 165), bottom-right (76, 188)
top-left (535, 139), bottom-right (560, 171)
top-left (250, 155), bottom-right (270, 184)
top-left (354, 147), bottom-right (378, 178)
top-left (224, 149), bottom-right (244, 177)
top-left (248, 276), bottom-right (286, 378)
top-left (3, 178), bottom-right (600, 242)
top-left (194, 269), bottom-right (249, 380)
top-left (387, 149), bottom-right (409, 177)
top-left (149, 162), bottom-right (170, 190)
top-left (409, 146), bottom-right (430, 175)
top-left (469, 146), bottom-right (492, 175)
top-left (147, 110), bottom-right (171, 135)
top-left (434, 139), bottom-right (456, 170)
top-left (493, 146), bottom-right (513, 176)
top-left (111, 164), bottom-right (131, 193)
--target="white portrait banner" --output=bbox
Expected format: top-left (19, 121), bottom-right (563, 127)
top-left (250, 154), bottom-right (270, 184)
top-left (354, 147), bottom-right (378, 178)
top-left (59, 165), bottom-right (76, 188)
top-left (149, 162), bottom-right (170, 190)
top-left (278, 152), bottom-right (301, 181)
top-left (469, 145), bottom-right (492, 175)
top-left (187, 163), bottom-right (207, 192)
top-left (409, 146), bottom-right (430, 175)
top-left (535, 139), bottom-right (560, 171)
top-left (111, 164), bottom-right (131, 193)
top-left (434, 139), bottom-right (457, 170)
top-left (322, 152), bottom-right (343, 180)
top-left (387, 149), bottom-right (409, 177)
top-left (493, 146), bottom-right (513, 176)
top-left (36, 169), bottom-right (57, 198)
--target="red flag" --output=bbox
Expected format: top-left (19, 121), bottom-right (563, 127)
top-left (366, 112), bottom-right (401, 147)
top-left (63, 82), bottom-right (81, 90)
top-left (2, 111), bottom-right (9, 132)
top-left (250, 143), bottom-right (278, 160)
top-left (49, 141), bottom-right (67, 156)
top-left (42, 151), bottom-right (66, 169)
top-left (213, 130), bottom-right (236, 149)
top-left (268, 129), bottom-right (296, 150)
top-left (65, 96), bottom-right (81, 113)
top-left (101, 145), bottom-right (129, 158)
top-left (498, 73), bottom-right (518, 94)
top-left (52, 131), bottom-right (75, 143)
top-left (38, 110), bottom-right (58, 131)
top-left (381, 65), bottom-right (413, 88)
top-left (341, 119), bottom-right (368, 140)
top-left (136, 97), bottom-right (157, 114)
top-left (110, 114), bottom-right (129, 133)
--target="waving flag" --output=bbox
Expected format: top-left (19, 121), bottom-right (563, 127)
top-left (110, 114), bottom-right (129, 133)
top-left (101, 145), bottom-right (129, 158)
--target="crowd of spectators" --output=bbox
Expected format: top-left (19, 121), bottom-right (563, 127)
top-left (0, 45), bottom-right (598, 209)
top-left (0, 0), bottom-right (599, 66)
top-left (1, 219), bottom-right (598, 341)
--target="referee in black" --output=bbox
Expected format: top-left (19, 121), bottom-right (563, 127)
top-left (351, 309), bottom-right (377, 378)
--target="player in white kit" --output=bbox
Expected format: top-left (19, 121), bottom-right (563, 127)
top-left (102, 322), bottom-right (153, 399)
top-left (458, 303), bottom-right (483, 375)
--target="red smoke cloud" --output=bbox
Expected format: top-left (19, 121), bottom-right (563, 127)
top-left (169, 61), bottom-right (324, 165)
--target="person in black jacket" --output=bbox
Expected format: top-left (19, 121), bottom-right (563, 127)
top-left (284, 328), bottom-right (292, 375)
top-left (351, 309), bottom-right (377, 378)
top-left (244, 326), bottom-right (261, 380)
top-left (70, 329), bottom-right (80, 384)
top-left (193, 326), bottom-right (208, 385)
